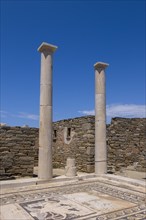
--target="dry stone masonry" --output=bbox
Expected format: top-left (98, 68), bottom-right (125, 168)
top-left (107, 117), bottom-right (146, 173)
top-left (0, 117), bottom-right (145, 177)
top-left (0, 126), bottom-right (38, 177)
top-left (53, 116), bottom-right (95, 173)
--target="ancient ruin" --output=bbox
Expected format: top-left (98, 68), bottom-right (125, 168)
top-left (38, 42), bottom-right (58, 180)
top-left (37, 42), bottom-right (110, 179)
top-left (0, 117), bottom-right (145, 177)
top-left (0, 42), bottom-right (145, 220)
top-left (94, 62), bottom-right (109, 174)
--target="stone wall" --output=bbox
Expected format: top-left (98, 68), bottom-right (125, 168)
top-left (52, 117), bottom-right (146, 173)
top-left (0, 126), bottom-right (39, 176)
top-left (107, 118), bottom-right (146, 172)
top-left (0, 117), bottom-right (145, 177)
top-left (53, 116), bottom-right (95, 172)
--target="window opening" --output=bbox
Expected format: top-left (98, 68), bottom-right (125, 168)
top-left (54, 130), bottom-right (57, 138)
top-left (53, 129), bottom-right (57, 142)
top-left (67, 127), bottom-right (71, 140)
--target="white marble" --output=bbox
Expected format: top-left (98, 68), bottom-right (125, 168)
top-left (38, 42), bottom-right (57, 180)
top-left (64, 191), bottom-right (134, 215)
top-left (40, 84), bottom-right (52, 106)
top-left (95, 142), bottom-right (107, 160)
top-left (65, 158), bottom-right (77, 177)
top-left (95, 122), bottom-right (106, 142)
top-left (39, 106), bottom-right (52, 147)
top-left (0, 204), bottom-right (33, 220)
top-left (95, 94), bottom-right (106, 121)
top-left (95, 69), bottom-right (105, 94)
top-left (94, 62), bottom-right (109, 174)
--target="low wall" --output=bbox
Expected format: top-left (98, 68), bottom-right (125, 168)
top-left (0, 117), bottom-right (145, 177)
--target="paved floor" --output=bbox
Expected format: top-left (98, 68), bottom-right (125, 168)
top-left (116, 168), bottom-right (146, 181)
top-left (0, 173), bottom-right (146, 220)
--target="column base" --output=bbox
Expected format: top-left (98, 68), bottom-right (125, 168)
top-left (38, 147), bottom-right (52, 180)
top-left (95, 160), bottom-right (107, 174)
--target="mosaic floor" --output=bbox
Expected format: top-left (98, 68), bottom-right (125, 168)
top-left (0, 179), bottom-right (146, 220)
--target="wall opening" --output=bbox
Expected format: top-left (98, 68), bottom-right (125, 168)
top-left (53, 129), bottom-right (57, 142)
top-left (67, 127), bottom-right (71, 140)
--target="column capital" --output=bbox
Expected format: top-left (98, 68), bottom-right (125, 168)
top-left (38, 42), bottom-right (58, 53)
top-left (94, 62), bottom-right (109, 72)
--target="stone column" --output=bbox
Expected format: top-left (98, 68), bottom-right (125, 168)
top-left (38, 42), bottom-right (58, 179)
top-left (94, 62), bottom-right (109, 174)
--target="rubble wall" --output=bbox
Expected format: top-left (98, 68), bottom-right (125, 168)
top-left (107, 118), bottom-right (146, 172)
top-left (0, 126), bottom-right (38, 176)
top-left (0, 117), bottom-right (145, 176)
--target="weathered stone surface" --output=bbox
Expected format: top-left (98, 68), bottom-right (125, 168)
top-left (86, 147), bottom-right (95, 155)
top-left (94, 62), bottom-right (108, 175)
top-left (38, 42), bottom-right (58, 180)
top-left (86, 164), bottom-right (94, 172)
top-left (0, 126), bottom-right (38, 176)
top-left (52, 116), bottom-right (94, 172)
top-left (107, 118), bottom-right (146, 172)
top-left (82, 123), bottom-right (92, 130)
top-left (65, 158), bottom-right (77, 177)
top-left (0, 117), bottom-right (145, 176)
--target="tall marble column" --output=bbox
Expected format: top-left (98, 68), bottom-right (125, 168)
top-left (94, 62), bottom-right (109, 174)
top-left (38, 42), bottom-right (58, 179)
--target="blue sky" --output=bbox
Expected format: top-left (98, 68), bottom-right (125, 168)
top-left (1, 0), bottom-right (145, 127)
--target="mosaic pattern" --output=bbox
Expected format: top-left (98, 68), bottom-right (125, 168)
top-left (96, 204), bottom-right (146, 220)
top-left (20, 197), bottom-right (94, 220)
top-left (1, 180), bottom-right (146, 220)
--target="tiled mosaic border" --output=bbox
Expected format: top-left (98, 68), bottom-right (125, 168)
top-left (96, 204), bottom-right (146, 220)
top-left (1, 181), bottom-right (145, 206)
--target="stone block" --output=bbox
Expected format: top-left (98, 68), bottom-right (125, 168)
top-left (86, 165), bottom-right (94, 173)
top-left (0, 147), bottom-right (9, 152)
top-left (82, 123), bottom-right (91, 130)
top-left (87, 157), bottom-right (94, 162)
top-left (86, 147), bottom-right (95, 155)
top-left (0, 168), bottom-right (5, 174)
top-left (65, 158), bottom-right (77, 177)
top-left (19, 157), bottom-right (34, 161)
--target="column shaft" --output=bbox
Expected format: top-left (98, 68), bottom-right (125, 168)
top-left (38, 42), bottom-right (57, 180)
top-left (94, 62), bottom-right (109, 174)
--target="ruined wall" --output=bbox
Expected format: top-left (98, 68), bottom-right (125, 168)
top-left (53, 116), bottom-right (95, 172)
top-left (107, 118), bottom-right (146, 172)
top-left (52, 117), bottom-right (146, 173)
top-left (0, 117), bottom-right (145, 177)
top-left (0, 126), bottom-right (39, 176)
